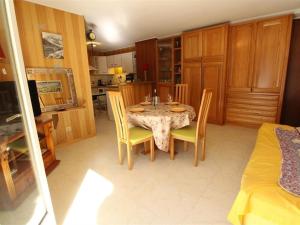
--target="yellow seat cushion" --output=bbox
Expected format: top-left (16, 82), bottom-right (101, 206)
top-left (8, 137), bottom-right (28, 154)
top-left (171, 125), bottom-right (196, 143)
top-left (129, 127), bottom-right (152, 145)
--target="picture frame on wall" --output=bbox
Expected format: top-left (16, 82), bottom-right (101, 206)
top-left (41, 32), bottom-right (64, 59)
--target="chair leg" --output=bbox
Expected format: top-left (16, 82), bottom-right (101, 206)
top-left (201, 138), bottom-right (206, 161)
top-left (194, 141), bottom-right (199, 167)
top-left (170, 136), bottom-right (175, 160)
top-left (127, 144), bottom-right (133, 170)
top-left (117, 141), bottom-right (123, 164)
top-left (183, 141), bottom-right (188, 151)
top-left (150, 138), bottom-right (155, 161)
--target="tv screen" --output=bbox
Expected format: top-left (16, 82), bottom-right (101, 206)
top-left (0, 81), bottom-right (41, 124)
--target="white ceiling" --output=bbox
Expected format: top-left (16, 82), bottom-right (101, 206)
top-left (28, 0), bottom-right (300, 52)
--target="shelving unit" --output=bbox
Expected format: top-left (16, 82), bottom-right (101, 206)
top-left (156, 36), bottom-right (182, 101)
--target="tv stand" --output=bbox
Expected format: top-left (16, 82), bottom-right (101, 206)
top-left (0, 118), bottom-right (59, 209)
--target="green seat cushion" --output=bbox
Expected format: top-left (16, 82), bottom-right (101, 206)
top-left (8, 137), bottom-right (28, 154)
top-left (129, 127), bottom-right (153, 145)
top-left (171, 125), bottom-right (196, 143)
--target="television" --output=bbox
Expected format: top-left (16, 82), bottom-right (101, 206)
top-left (0, 81), bottom-right (41, 124)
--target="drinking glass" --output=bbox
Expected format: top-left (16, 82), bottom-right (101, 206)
top-left (167, 94), bottom-right (172, 103)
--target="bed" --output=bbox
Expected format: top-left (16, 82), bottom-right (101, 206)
top-left (228, 123), bottom-right (300, 225)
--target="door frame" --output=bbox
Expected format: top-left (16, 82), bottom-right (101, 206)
top-left (4, 0), bottom-right (56, 224)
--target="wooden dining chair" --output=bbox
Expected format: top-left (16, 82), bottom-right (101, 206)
top-left (170, 89), bottom-right (213, 166)
top-left (119, 85), bottom-right (135, 108)
top-left (174, 84), bottom-right (189, 104)
top-left (107, 91), bottom-right (154, 170)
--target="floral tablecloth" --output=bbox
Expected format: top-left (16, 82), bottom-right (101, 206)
top-left (127, 104), bottom-right (196, 151)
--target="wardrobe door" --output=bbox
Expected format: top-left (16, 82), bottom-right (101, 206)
top-left (252, 15), bottom-right (292, 93)
top-left (183, 62), bottom-right (202, 113)
top-left (202, 62), bottom-right (225, 124)
top-left (202, 24), bottom-right (228, 62)
top-left (227, 23), bottom-right (256, 92)
top-left (182, 30), bottom-right (202, 61)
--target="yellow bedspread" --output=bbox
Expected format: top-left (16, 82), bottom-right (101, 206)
top-left (228, 123), bottom-right (300, 225)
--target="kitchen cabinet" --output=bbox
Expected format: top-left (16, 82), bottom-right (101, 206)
top-left (106, 55), bottom-right (121, 68)
top-left (225, 15), bottom-right (293, 127)
top-left (182, 23), bottom-right (228, 124)
top-left (121, 52), bottom-right (134, 73)
top-left (94, 56), bottom-right (108, 74)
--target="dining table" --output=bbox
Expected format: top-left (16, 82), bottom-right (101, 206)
top-left (126, 103), bottom-right (196, 152)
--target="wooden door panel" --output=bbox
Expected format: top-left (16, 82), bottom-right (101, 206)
top-left (182, 31), bottom-right (202, 61)
top-left (202, 24), bottom-right (228, 61)
top-left (253, 16), bottom-right (291, 93)
top-left (183, 62), bottom-right (201, 113)
top-left (202, 62), bottom-right (225, 124)
top-left (227, 23), bottom-right (256, 92)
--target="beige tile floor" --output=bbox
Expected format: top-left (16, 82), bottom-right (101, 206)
top-left (47, 111), bottom-right (258, 225)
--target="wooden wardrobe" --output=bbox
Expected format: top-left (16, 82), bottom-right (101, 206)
top-left (225, 15), bottom-right (292, 127)
top-left (182, 23), bottom-right (229, 124)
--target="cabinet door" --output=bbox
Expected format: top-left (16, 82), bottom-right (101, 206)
top-left (202, 24), bottom-right (228, 62)
top-left (114, 54), bottom-right (122, 67)
top-left (96, 56), bottom-right (108, 73)
top-left (227, 23), bottom-right (256, 92)
top-left (182, 30), bottom-right (202, 61)
top-left (202, 62), bottom-right (225, 124)
top-left (252, 16), bottom-right (292, 93)
top-left (106, 55), bottom-right (114, 68)
top-left (121, 52), bottom-right (133, 73)
top-left (183, 62), bottom-right (202, 113)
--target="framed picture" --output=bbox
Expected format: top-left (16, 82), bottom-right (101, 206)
top-left (36, 80), bottom-right (63, 94)
top-left (41, 32), bottom-right (64, 59)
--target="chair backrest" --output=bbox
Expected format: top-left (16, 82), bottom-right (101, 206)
top-left (196, 89), bottom-right (213, 138)
top-left (119, 85), bottom-right (135, 107)
top-left (175, 84), bottom-right (189, 104)
top-left (107, 91), bottom-right (129, 142)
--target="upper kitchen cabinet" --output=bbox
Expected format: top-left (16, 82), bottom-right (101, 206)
top-left (94, 56), bottom-right (108, 74)
top-left (121, 52), bottom-right (134, 73)
top-left (135, 38), bottom-right (157, 81)
top-left (107, 54), bottom-right (122, 68)
top-left (252, 15), bottom-right (292, 93)
top-left (227, 22), bottom-right (256, 92)
top-left (182, 30), bottom-right (202, 61)
top-left (202, 24), bottom-right (228, 62)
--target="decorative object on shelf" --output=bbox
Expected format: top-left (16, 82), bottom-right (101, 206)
top-left (0, 44), bottom-right (5, 60)
top-left (143, 63), bottom-right (149, 81)
top-left (41, 32), bottom-right (64, 59)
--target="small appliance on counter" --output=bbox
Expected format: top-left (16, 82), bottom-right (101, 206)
top-left (126, 73), bottom-right (135, 83)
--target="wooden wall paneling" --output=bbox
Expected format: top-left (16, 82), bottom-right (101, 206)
top-left (227, 22), bottom-right (256, 92)
top-left (135, 39), bottom-right (157, 81)
top-left (14, 0), bottom-right (96, 146)
top-left (202, 62), bottom-right (225, 124)
top-left (183, 62), bottom-right (202, 113)
top-left (252, 15), bottom-right (293, 94)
